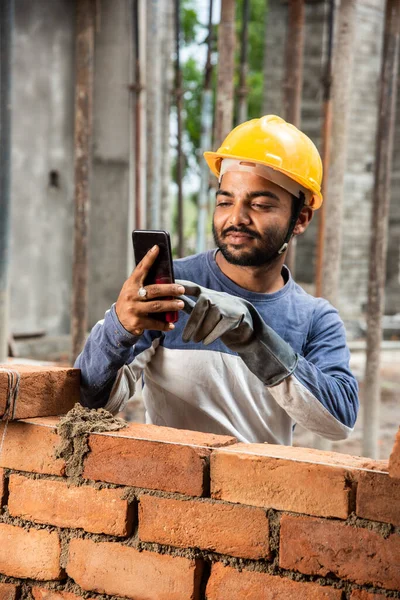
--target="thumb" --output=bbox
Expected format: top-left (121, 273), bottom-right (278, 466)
top-left (179, 294), bottom-right (196, 315)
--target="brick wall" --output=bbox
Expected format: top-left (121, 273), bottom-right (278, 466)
top-left (1, 407), bottom-right (400, 599)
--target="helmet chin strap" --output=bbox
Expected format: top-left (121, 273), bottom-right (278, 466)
top-left (277, 191), bottom-right (306, 256)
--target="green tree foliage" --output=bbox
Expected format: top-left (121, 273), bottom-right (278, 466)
top-left (181, 0), bottom-right (267, 163)
top-left (175, 0), bottom-right (268, 250)
top-left (181, 0), bottom-right (201, 44)
top-left (182, 57), bottom-right (203, 154)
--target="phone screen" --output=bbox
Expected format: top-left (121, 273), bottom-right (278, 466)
top-left (132, 230), bottom-right (178, 323)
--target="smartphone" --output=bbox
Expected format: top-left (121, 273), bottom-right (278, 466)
top-left (132, 229), bottom-right (178, 324)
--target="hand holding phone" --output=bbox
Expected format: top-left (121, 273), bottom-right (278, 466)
top-left (115, 231), bottom-right (185, 337)
top-left (132, 230), bottom-right (179, 324)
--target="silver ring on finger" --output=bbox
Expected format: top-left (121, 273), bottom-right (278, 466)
top-left (138, 286), bottom-right (148, 299)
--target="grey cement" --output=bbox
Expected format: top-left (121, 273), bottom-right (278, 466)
top-left (10, 0), bottom-right (75, 336)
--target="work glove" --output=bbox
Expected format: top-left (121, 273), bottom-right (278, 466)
top-left (176, 280), bottom-right (298, 387)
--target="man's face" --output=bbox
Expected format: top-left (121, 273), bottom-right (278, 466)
top-left (212, 170), bottom-right (294, 267)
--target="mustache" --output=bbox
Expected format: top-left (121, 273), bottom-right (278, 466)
top-left (222, 226), bottom-right (262, 240)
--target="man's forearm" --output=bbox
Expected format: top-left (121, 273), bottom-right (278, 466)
top-left (74, 305), bottom-right (139, 409)
top-left (268, 354), bottom-right (359, 441)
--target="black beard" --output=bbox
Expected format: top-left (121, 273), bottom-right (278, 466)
top-left (212, 221), bottom-right (287, 267)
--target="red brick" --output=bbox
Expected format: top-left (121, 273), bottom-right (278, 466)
top-left (210, 444), bottom-right (386, 519)
top-left (139, 495), bottom-right (270, 559)
top-left (32, 587), bottom-right (82, 600)
top-left (83, 423), bottom-right (236, 496)
top-left (206, 563), bottom-right (343, 599)
top-left (0, 418), bottom-right (64, 475)
top-left (389, 427), bottom-right (400, 479)
top-left (66, 537), bottom-right (202, 600)
top-left (0, 365), bottom-right (79, 420)
top-left (8, 474), bottom-right (133, 536)
top-left (350, 592), bottom-right (384, 600)
top-left (0, 583), bottom-right (18, 600)
top-left (356, 470), bottom-right (400, 526)
top-left (279, 515), bottom-right (400, 590)
top-left (0, 468), bottom-right (5, 506)
top-left (0, 523), bottom-right (62, 580)
top-left (93, 422), bottom-right (236, 447)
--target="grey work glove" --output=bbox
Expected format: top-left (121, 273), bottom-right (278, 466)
top-left (177, 280), bottom-right (298, 387)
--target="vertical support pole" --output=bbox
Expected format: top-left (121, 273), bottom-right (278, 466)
top-left (237, 0), bottom-right (250, 125)
top-left (175, 0), bottom-right (184, 257)
top-left (160, 0), bottom-right (175, 231)
top-left (283, 0), bottom-right (305, 128)
top-left (132, 0), bottom-right (142, 231)
top-left (146, 0), bottom-right (162, 230)
top-left (315, 0), bottom-right (357, 453)
top-left (261, 0), bottom-right (270, 115)
top-left (138, 0), bottom-right (147, 229)
top-left (315, 0), bottom-right (335, 298)
top-left (214, 0), bottom-right (236, 147)
top-left (283, 0), bottom-right (305, 276)
top-left (197, 0), bottom-right (214, 254)
top-left (71, 0), bottom-right (95, 362)
top-left (320, 0), bottom-right (357, 307)
top-left (0, 0), bottom-right (14, 364)
top-left (363, 0), bottom-right (400, 458)
top-left (130, 0), bottom-right (147, 234)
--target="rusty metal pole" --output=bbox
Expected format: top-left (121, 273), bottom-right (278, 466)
top-left (315, 0), bottom-right (335, 298)
top-left (314, 0), bottom-right (357, 451)
top-left (283, 0), bottom-right (305, 128)
top-left (363, 0), bottom-right (400, 459)
top-left (71, 0), bottom-right (95, 363)
top-left (283, 0), bottom-right (305, 276)
top-left (175, 0), bottom-right (184, 257)
top-left (214, 0), bottom-right (236, 147)
top-left (132, 0), bottom-right (142, 230)
top-left (320, 0), bottom-right (357, 307)
top-left (237, 0), bottom-right (250, 124)
top-left (197, 0), bottom-right (214, 254)
top-left (0, 0), bottom-right (14, 364)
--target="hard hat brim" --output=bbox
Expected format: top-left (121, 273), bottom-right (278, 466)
top-left (204, 151), bottom-right (323, 210)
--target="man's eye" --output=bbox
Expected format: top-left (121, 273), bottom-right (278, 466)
top-left (216, 202), bottom-right (232, 207)
top-left (252, 203), bottom-right (270, 210)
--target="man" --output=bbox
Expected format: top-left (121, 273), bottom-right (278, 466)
top-left (75, 115), bottom-right (359, 445)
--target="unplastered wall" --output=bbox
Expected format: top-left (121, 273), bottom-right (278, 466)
top-left (1, 404), bottom-right (400, 600)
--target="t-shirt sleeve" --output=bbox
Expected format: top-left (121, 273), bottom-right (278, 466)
top-left (74, 304), bottom-right (157, 414)
top-left (268, 300), bottom-right (359, 441)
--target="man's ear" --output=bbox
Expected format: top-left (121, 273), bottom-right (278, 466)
top-left (293, 206), bottom-right (313, 236)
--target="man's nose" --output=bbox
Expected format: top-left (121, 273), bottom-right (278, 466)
top-left (229, 202), bottom-right (251, 226)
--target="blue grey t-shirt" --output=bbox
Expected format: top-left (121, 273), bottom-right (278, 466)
top-left (75, 250), bottom-right (358, 444)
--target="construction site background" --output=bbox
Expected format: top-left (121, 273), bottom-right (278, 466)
top-left (2, 0), bottom-right (400, 460)
top-left (7, 0), bottom-right (400, 337)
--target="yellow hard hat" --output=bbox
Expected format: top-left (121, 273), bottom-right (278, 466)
top-left (204, 115), bottom-right (323, 210)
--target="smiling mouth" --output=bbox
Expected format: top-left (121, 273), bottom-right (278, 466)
top-left (225, 232), bottom-right (255, 242)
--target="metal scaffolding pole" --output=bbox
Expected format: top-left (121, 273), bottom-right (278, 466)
top-left (197, 0), bottom-right (214, 254)
top-left (237, 0), bottom-right (250, 125)
top-left (312, 0), bottom-right (336, 453)
top-left (214, 0), bottom-right (235, 147)
top-left (283, 0), bottom-right (305, 277)
top-left (0, 0), bottom-right (14, 364)
top-left (283, 0), bottom-right (305, 128)
top-left (315, 0), bottom-right (335, 298)
top-left (363, 0), bottom-right (400, 458)
top-left (132, 0), bottom-right (142, 231)
top-left (320, 0), bottom-right (357, 307)
top-left (175, 0), bottom-right (184, 257)
top-left (71, 0), bottom-right (95, 363)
